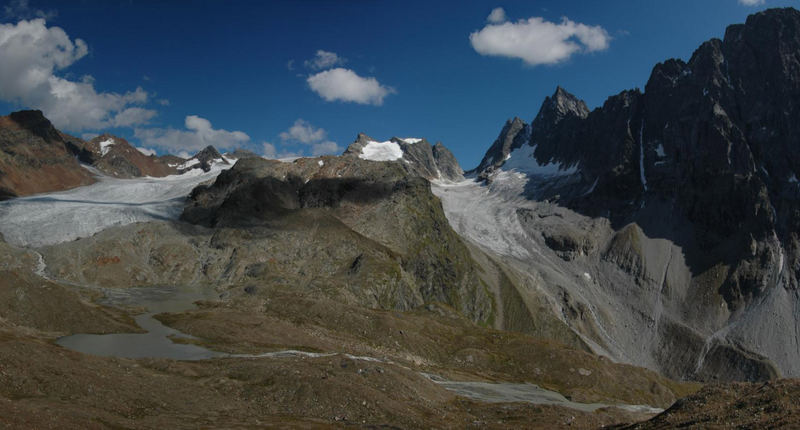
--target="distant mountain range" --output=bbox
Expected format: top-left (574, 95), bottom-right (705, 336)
top-left (0, 110), bottom-right (243, 200)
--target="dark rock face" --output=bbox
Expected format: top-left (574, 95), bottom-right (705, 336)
top-left (0, 110), bottom-right (95, 199)
top-left (474, 117), bottom-right (529, 178)
top-left (432, 142), bottom-right (464, 181)
top-left (344, 133), bottom-right (464, 181)
top-left (467, 8), bottom-right (800, 382)
top-left (530, 86), bottom-right (590, 167)
top-left (482, 7), bottom-right (800, 310)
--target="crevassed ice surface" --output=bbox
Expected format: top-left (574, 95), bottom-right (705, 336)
top-left (0, 166), bottom-right (229, 247)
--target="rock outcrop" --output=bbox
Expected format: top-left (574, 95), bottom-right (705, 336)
top-left (0, 110), bottom-right (96, 200)
top-left (179, 156), bottom-right (489, 322)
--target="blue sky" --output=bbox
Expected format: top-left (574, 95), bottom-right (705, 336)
top-left (0, 0), bottom-right (796, 167)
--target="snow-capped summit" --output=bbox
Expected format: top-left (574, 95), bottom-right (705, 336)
top-left (177, 145), bottom-right (233, 173)
top-left (343, 133), bottom-right (463, 182)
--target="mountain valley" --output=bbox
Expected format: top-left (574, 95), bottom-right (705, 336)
top-left (3, 6), bottom-right (800, 429)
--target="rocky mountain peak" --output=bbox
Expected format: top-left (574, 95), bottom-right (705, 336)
top-left (342, 132), bottom-right (375, 156)
top-left (7, 110), bottom-right (61, 143)
top-left (0, 110), bottom-right (95, 199)
top-left (473, 116), bottom-right (530, 176)
top-left (195, 145), bottom-right (224, 160)
top-left (180, 145), bottom-right (228, 173)
top-left (535, 86), bottom-right (590, 126)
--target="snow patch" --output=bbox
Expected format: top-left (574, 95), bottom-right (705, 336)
top-left (99, 138), bottom-right (115, 156)
top-left (318, 160), bottom-right (324, 167)
top-left (359, 140), bottom-right (403, 161)
top-left (502, 144), bottom-right (578, 177)
top-left (402, 138), bottom-right (422, 144)
top-left (582, 177), bottom-right (599, 196)
top-left (639, 120), bottom-right (647, 192)
top-left (177, 158), bottom-right (200, 170)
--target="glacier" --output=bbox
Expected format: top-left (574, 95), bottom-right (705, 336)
top-left (0, 165), bottom-right (230, 248)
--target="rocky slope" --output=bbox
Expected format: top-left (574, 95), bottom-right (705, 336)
top-left (179, 155), bottom-right (489, 322)
top-left (344, 133), bottom-right (464, 181)
top-left (0, 110), bottom-right (96, 200)
top-left (628, 379), bottom-right (800, 429)
top-left (467, 7), bottom-right (800, 383)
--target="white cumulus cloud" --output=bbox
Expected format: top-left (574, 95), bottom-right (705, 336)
top-left (135, 147), bottom-right (157, 156)
top-left (0, 19), bottom-right (157, 131)
top-left (310, 140), bottom-right (340, 156)
top-left (470, 15), bottom-right (611, 66)
top-left (134, 115), bottom-right (249, 154)
top-left (262, 142), bottom-right (278, 158)
top-left (307, 68), bottom-right (394, 106)
top-left (487, 7), bottom-right (507, 24)
top-left (304, 50), bottom-right (346, 70)
top-left (738, 0), bottom-right (764, 5)
top-left (276, 119), bottom-right (342, 156)
top-left (280, 119), bottom-right (327, 144)
top-left (112, 107), bottom-right (157, 127)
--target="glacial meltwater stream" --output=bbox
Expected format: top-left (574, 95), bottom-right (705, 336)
top-left (55, 285), bottom-right (662, 414)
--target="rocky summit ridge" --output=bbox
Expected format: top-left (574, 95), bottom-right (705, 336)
top-left (344, 133), bottom-right (464, 182)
